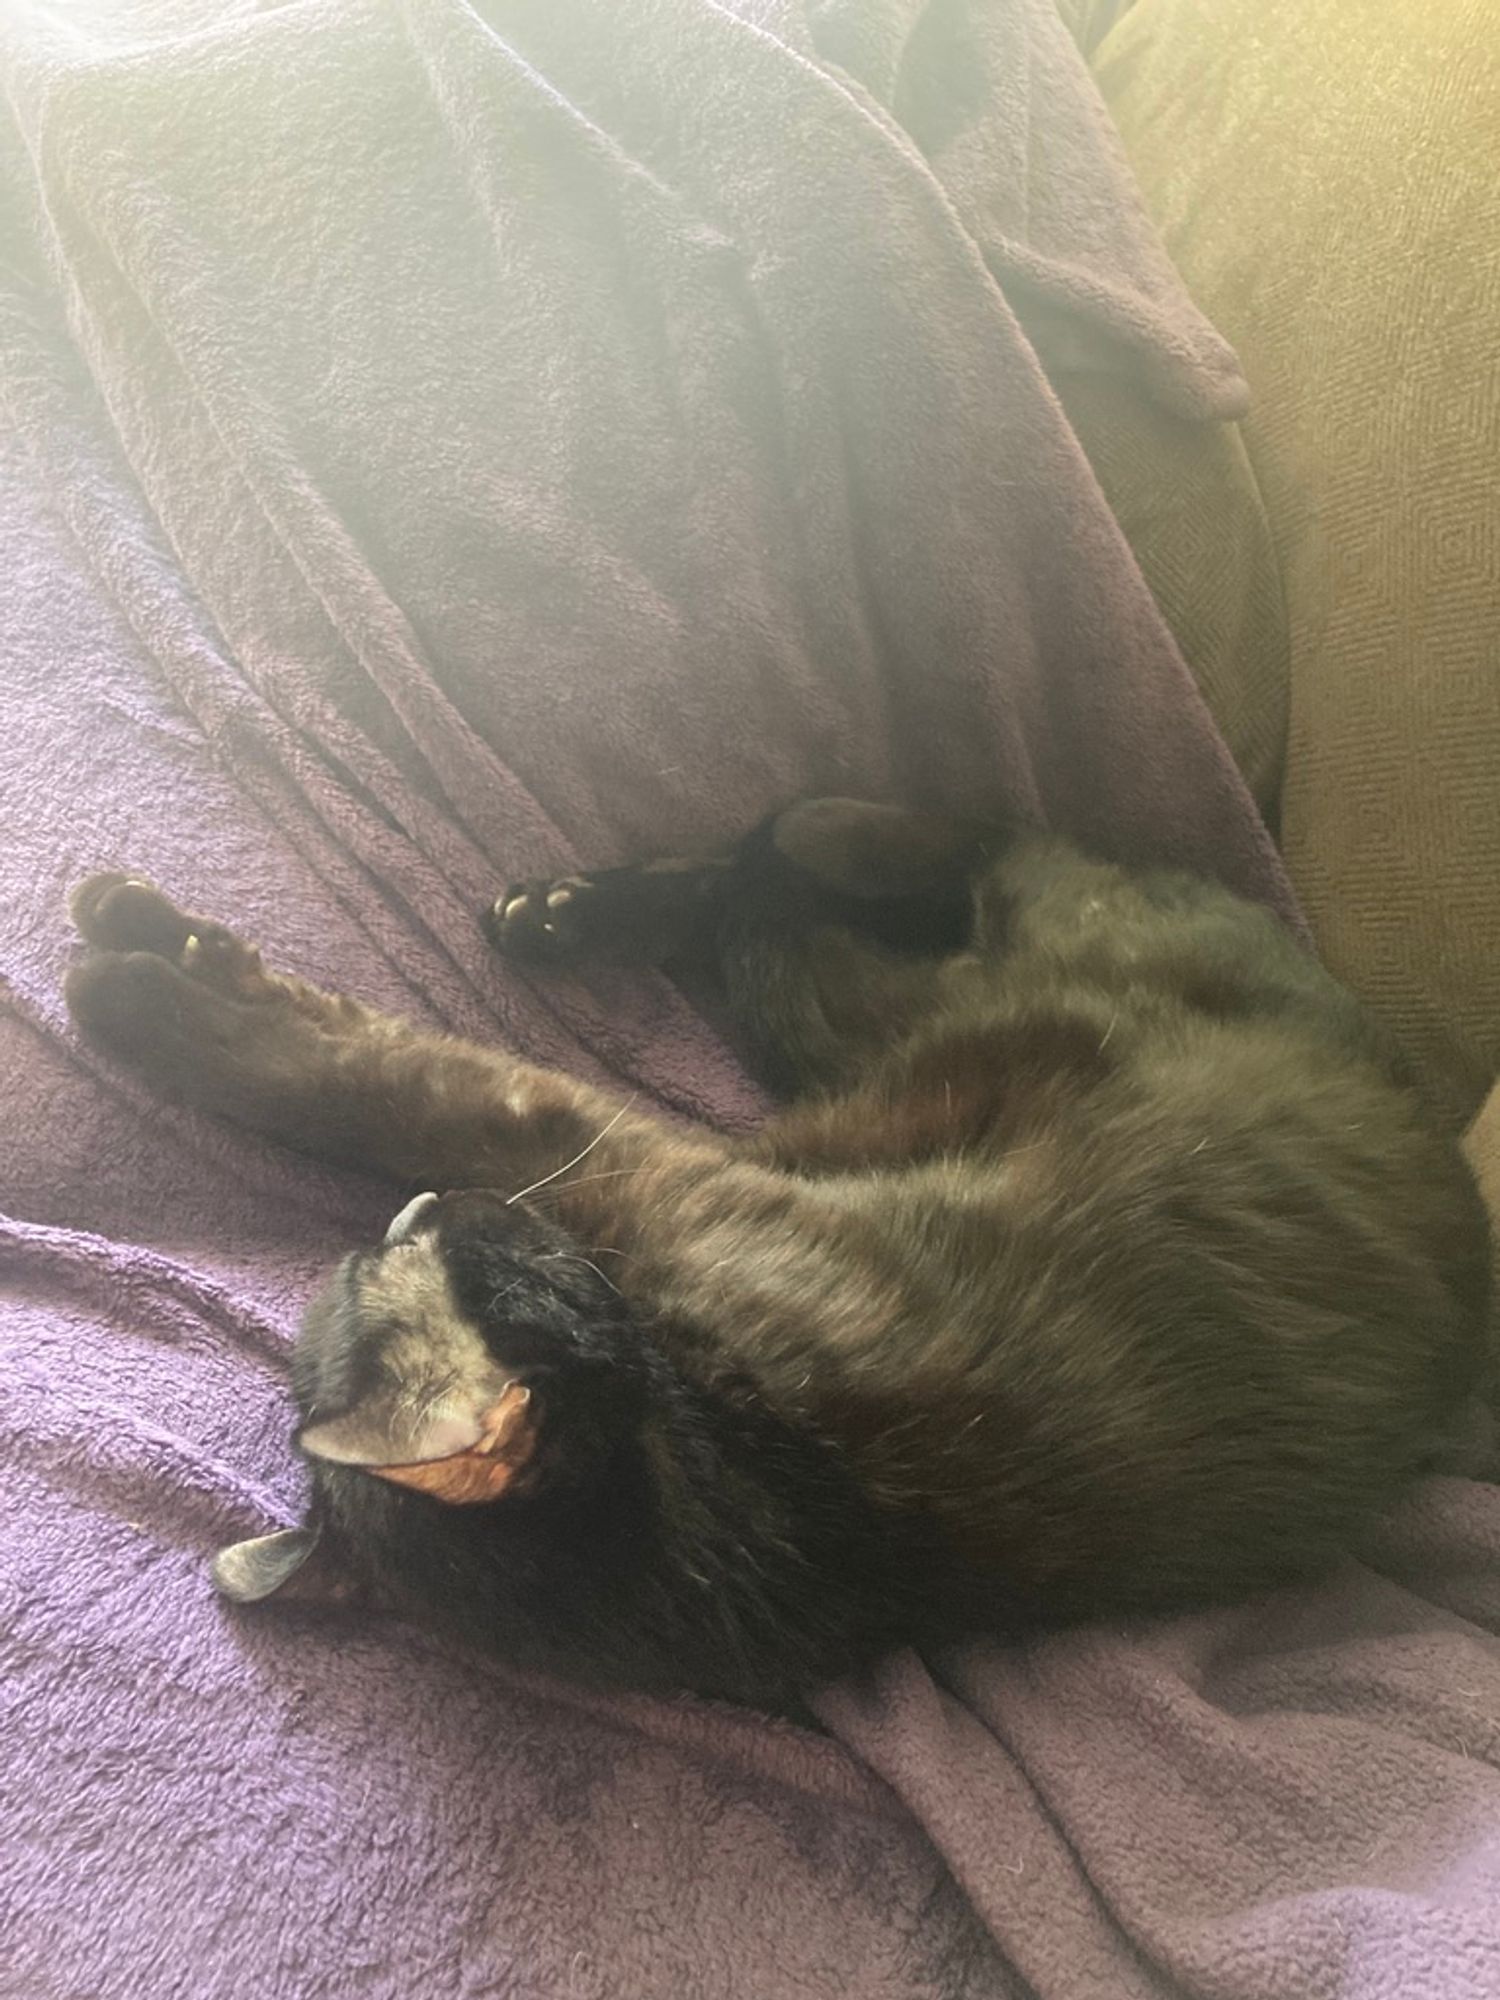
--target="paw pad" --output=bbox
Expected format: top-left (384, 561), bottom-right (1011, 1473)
top-left (486, 877), bottom-right (595, 960)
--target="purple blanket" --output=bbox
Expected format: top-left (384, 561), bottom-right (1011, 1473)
top-left (3, 3), bottom-right (1498, 1995)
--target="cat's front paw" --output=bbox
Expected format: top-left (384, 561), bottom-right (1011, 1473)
top-left (64, 874), bottom-right (283, 1085)
top-left (71, 873), bottom-right (199, 959)
top-left (69, 873), bottom-right (271, 994)
top-left (484, 876), bottom-right (600, 962)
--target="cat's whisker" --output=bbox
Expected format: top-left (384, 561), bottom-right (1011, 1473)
top-left (540, 1249), bottom-right (621, 1296)
top-left (522, 1166), bottom-right (651, 1205)
top-left (484, 1276), bottom-right (532, 1315)
top-left (505, 1098), bottom-right (638, 1207)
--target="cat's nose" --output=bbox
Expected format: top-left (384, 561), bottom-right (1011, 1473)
top-left (383, 1190), bottom-right (440, 1246)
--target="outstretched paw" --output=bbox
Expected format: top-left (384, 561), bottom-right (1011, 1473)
top-left (484, 857), bottom-right (730, 968)
top-left (71, 873), bottom-right (197, 958)
top-left (69, 874), bottom-right (270, 996)
top-left (64, 874), bottom-right (301, 1097)
top-left (484, 876), bottom-right (600, 963)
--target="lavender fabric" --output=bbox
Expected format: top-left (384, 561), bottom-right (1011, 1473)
top-left (2, 2), bottom-right (1498, 1996)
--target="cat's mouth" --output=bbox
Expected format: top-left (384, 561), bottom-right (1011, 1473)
top-left (365, 1380), bottom-right (536, 1505)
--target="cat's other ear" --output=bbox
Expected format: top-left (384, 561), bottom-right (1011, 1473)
top-left (211, 1525), bottom-right (378, 1608)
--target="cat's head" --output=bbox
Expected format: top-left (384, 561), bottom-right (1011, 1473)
top-left (211, 1187), bottom-right (641, 1605)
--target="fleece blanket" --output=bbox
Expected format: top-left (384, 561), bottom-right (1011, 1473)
top-left (2, 2), bottom-right (1498, 1996)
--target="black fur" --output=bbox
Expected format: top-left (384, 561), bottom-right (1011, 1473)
top-left (64, 804), bottom-right (1494, 1709)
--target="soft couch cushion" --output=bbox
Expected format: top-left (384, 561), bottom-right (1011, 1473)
top-left (1091, 0), bottom-right (1500, 1120)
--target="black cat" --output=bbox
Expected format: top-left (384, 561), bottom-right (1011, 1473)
top-left (64, 801), bottom-right (1492, 1708)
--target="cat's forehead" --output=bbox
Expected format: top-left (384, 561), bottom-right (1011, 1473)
top-left (356, 1234), bottom-right (491, 1379)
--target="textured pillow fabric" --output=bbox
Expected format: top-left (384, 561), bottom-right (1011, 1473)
top-left (1090, 0), bottom-right (1500, 1121)
top-left (1049, 0), bottom-right (1290, 816)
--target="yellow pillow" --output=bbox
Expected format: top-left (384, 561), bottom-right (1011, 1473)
top-left (1092, 0), bottom-right (1500, 1120)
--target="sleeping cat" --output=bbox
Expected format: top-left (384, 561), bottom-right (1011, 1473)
top-left (63, 800), bottom-right (1491, 1708)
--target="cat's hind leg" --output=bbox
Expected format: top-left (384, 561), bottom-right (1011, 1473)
top-left (485, 856), bottom-right (732, 966)
top-left (712, 806), bottom-right (973, 1094)
top-left (764, 799), bottom-right (990, 910)
top-left (487, 801), bottom-right (995, 1095)
top-left (715, 913), bottom-right (949, 1096)
top-left (487, 800), bottom-right (994, 969)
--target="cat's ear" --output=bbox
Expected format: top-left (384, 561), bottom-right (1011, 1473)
top-left (297, 1380), bottom-right (536, 1506)
top-left (210, 1524), bottom-right (377, 1607)
top-left (296, 1394), bottom-right (483, 1469)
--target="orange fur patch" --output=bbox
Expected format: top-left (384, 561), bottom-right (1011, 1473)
top-left (370, 1383), bottom-right (535, 1505)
